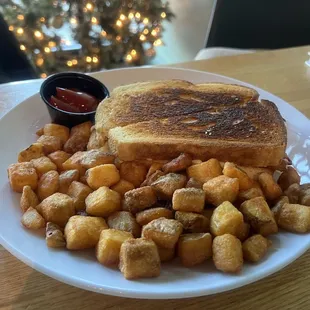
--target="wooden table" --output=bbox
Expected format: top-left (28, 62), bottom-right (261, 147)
top-left (1, 46), bottom-right (310, 310)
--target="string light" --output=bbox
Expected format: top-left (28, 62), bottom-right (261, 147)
top-left (34, 30), bottom-right (43, 39)
top-left (72, 59), bottom-right (78, 65)
top-left (44, 47), bottom-right (51, 53)
top-left (48, 41), bottom-right (56, 48)
top-left (143, 29), bottom-right (149, 34)
top-left (92, 56), bottom-right (98, 63)
top-left (128, 12), bottom-right (134, 19)
top-left (16, 27), bottom-right (24, 35)
top-left (116, 20), bottom-right (122, 27)
top-left (101, 30), bottom-right (107, 37)
top-left (91, 17), bottom-right (98, 24)
top-left (70, 17), bottom-right (77, 24)
top-left (161, 12), bottom-right (166, 18)
top-left (126, 54), bottom-right (132, 62)
top-left (67, 60), bottom-right (73, 67)
top-left (40, 17), bottom-right (45, 22)
top-left (131, 49), bottom-right (137, 56)
top-left (151, 29), bottom-right (157, 36)
top-left (86, 56), bottom-right (92, 63)
top-left (143, 18), bottom-right (149, 24)
top-left (139, 34), bottom-right (146, 41)
top-left (155, 27), bottom-right (161, 32)
top-left (153, 39), bottom-right (162, 46)
top-left (116, 35), bottom-right (121, 41)
top-left (9, 25), bottom-right (14, 31)
top-left (17, 14), bottom-right (24, 21)
top-left (120, 14), bottom-right (126, 21)
top-left (135, 12), bottom-right (141, 19)
top-left (85, 2), bottom-right (93, 11)
top-left (40, 73), bottom-right (47, 78)
top-left (36, 58), bottom-right (44, 66)
top-left (20, 44), bottom-right (26, 51)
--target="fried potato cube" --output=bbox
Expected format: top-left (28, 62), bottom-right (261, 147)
top-left (62, 151), bottom-right (85, 174)
top-left (284, 183), bottom-right (300, 203)
top-left (157, 246), bottom-right (175, 262)
top-left (192, 159), bottom-right (203, 165)
top-left (64, 122), bottom-right (92, 154)
top-left (38, 193), bottom-right (74, 227)
top-left (64, 136), bottom-right (88, 154)
top-left (107, 211), bottom-right (141, 238)
top-left (136, 208), bottom-right (173, 226)
top-left (146, 162), bottom-right (165, 179)
top-left (300, 191), bottom-right (310, 206)
top-left (240, 197), bottom-right (278, 236)
top-left (111, 179), bottom-right (135, 197)
top-left (238, 187), bottom-right (264, 202)
top-left (67, 181), bottom-right (92, 211)
top-left (59, 169), bottom-right (79, 194)
top-left (237, 166), bottom-right (273, 180)
top-left (37, 135), bottom-right (62, 154)
top-left (85, 186), bottom-right (121, 217)
top-left (175, 211), bottom-right (209, 233)
top-left (141, 170), bottom-right (165, 187)
top-left (87, 126), bottom-right (101, 150)
top-left (37, 170), bottom-right (59, 201)
top-left (36, 127), bottom-right (44, 136)
top-left (223, 162), bottom-right (254, 190)
top-left (242, 234), bottom-right (270, 262)
top-left (178, 233), bottom-right (212, 267)
top-left (85, 164), bottom-right (120, 190)
top-left (119, 161), bottom-right (148, 188)
top-left (43, 123), bottom-right (70, 144)
top-left (210, 201), bottom-right (244, 236)
top-left (46, 222), bottom-right (66, 248)
top-left (271, 196), bottom-right (289, 221)
top-left (172, 188), bottom-right (205, 213)
top-left (142, 218), bottom-right (183, 249)
top-left (21, 207), bottom-right (45, 229)
top-left (277, 203), bottom-right (310, 233)
top-left (213, 234), bottom-right (243, 273)
top-left (80, 149), bottom-right (115, 169)
top-left (96, 229), bottom-right (133, 266)
top-left (119, 238), bottom-right (161, 279)
top-left (186, 177), bottom-right (203, 189)
top-left (151, 173), bottom-right (187, 200)
top-left (122, 186), bottom-right (157, 214)
top-left (236, 222), bottom-right (250, 241)
top-left (203, 175), bottom-right (239, 206)
top-left (71, 121), bottom-right (92, 137)
top-left (258, 172), bottom-right (282, 201)
top-left (278, 166), bottom-right (301, 191)
top-left (187, 158), bottom-right (222, 183)
top-left (20, 185), bottom-right (39, 212)
top-left (48, 151), bottom-right (71, 171)
top-left (8, 162), bottom-right (38, 192)
top-left (31, 156), bottom-right (57, 177)
top-left (162, 153), bottom-right (192, 173)
top-left (64, 215), bottom-right (108, 250)
top-left (18, 143), bottom-right (44, 162)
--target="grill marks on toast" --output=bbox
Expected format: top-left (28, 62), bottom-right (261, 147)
top-left (112, 102), bottom-right (284, 144)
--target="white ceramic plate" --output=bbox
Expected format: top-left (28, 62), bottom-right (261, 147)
top-left (0, 67), bottom-right (309, 299)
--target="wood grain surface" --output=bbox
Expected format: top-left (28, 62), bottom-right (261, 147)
top-left (1, 46), bottom-right (310, 310)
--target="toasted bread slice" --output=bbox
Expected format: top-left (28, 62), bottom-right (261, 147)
top-left (95, 80), bottom-right (259, 145)
top-left (108, 100), bottom-right (286, 167)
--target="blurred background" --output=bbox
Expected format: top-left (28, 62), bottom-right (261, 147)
top-left (0, 0), bottom-right (310, 84)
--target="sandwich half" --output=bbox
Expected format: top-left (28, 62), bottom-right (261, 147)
top-left (95, 80), bottom-right (286, 167)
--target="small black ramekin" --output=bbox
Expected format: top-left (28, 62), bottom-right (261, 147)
top-left (40, 72), bottom-right (109, 127)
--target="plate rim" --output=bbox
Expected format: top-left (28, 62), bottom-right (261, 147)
top-left (1, 66), bottom-right (310, 299)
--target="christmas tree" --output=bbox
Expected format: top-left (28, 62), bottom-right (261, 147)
top-left (1, 0), bottom-right (174, 78)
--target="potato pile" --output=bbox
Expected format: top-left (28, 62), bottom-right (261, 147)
top-left (8, 122), bottom-right (310, 280)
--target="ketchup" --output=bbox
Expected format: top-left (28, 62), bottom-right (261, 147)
top-left (49, 87), bottom-right (99, 113)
